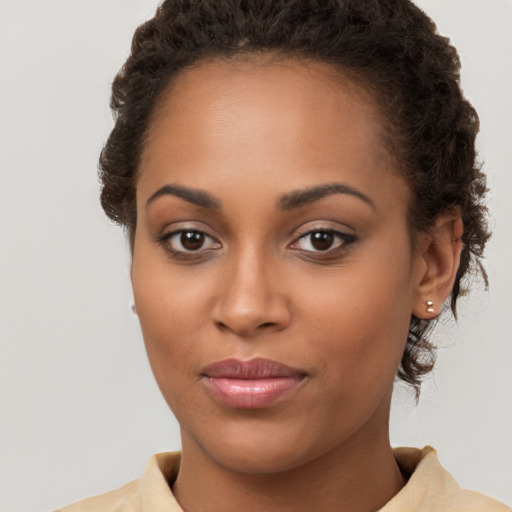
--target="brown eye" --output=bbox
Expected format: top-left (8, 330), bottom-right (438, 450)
top-left (292, 229), bottom-right (356, 254)
top-left (181, 231), bottom-right (205, 251)
top-left (163, 229), bottom-right (220, 254)
top-left (310, 231), bottom-right (334, 251)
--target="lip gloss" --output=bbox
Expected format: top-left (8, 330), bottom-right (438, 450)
top-left (201, 358), bottom-right (306, 409)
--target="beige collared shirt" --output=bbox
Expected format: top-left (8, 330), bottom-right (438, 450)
top-left (56, 446), bottom-right (510, 511)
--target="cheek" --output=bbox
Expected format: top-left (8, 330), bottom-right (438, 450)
top-left (297, 253), bottom-right (413, 392)
top-left (133, 279), bottom-right (205, 416)
top-left (132, 234), bottom-right (216, 334)
top-left (131, 250), bottom-right (211, 386)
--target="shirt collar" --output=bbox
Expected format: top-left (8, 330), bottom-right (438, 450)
top-left (141, 451), bottom-right (183, 512)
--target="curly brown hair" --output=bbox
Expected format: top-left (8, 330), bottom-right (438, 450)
top-left (99, 0), bottom-right (490, 394)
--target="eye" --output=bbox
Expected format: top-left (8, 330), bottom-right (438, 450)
top-left (160, 229), bottom-right (220, 254)
top-left (292, 229), bottom-right (356, 253)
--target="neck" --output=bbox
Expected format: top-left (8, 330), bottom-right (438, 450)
top-left (173, 397), bottom-right (405, 512)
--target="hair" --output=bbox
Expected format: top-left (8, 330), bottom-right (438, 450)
top-left (99, 0), bottom-right (490, 395)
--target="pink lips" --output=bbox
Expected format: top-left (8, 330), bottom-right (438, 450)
top-left (201, 358), bottom-right (306, 409)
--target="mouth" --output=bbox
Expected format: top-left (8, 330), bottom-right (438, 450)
top-left (200, 358), bottom-right (307, 409)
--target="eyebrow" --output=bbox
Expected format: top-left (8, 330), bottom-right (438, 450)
top-left (145, 184), bottom-right (221, 210)
top-left (145, 181), bottom-right (374, 212)
top-left (277, 182), bottom-right (375, 210)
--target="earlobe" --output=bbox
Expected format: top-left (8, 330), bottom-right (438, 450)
top-left (413, 215), bottom-right (463, 319)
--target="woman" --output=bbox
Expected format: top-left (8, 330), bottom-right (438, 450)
top-left (47, 0), bottom-right (508, 510)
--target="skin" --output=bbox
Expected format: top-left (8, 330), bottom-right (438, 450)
top-left (132, 57), bottom-right (462, 512)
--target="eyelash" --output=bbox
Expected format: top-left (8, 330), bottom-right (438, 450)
top-left (157, 229), bottom-right (220, 261)
top-left (157, 227), bottom-right (357, 261)
top-left (289, 229), bottom-right (357, 258)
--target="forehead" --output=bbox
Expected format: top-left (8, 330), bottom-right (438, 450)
top-left (137, 56), bottom-right (406, 216)
top-left (153, 56), bottom-right (376, 120)
top-left (142, 56), bottom-right (389, 167)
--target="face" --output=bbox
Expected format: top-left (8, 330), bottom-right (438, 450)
top-left (132, 57), bottom-right (424, 473)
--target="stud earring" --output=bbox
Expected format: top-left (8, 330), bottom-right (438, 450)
top-left (131, 304), bottom-right (137, 316)
top-left (426, 300), bottom-right (434, 313)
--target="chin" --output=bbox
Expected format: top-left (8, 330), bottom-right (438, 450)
top-left (204, 439), bottom-right (312, 475)
top-left (181, 412), bottom-right (351, 475)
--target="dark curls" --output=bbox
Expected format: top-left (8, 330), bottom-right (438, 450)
top-left (99, 0), bottom-right (490, 394)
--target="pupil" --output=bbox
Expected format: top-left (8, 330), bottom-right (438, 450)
top-left (311, 232), bottom-right (334, 251)
top-left (181, 231), bottom-right (204, 250)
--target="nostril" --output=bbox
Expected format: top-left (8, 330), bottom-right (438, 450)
top-left (215, 321), bottom-right (229, 332)
top-left (214, 319), bottom-right (278, 337)
top-left (211, 287), bottom-right (291, 336)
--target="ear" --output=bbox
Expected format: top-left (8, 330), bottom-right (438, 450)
top-left (412, 214), bottom-right (463, 319)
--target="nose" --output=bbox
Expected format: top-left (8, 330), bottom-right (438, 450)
top-left (211, 249), bottom-right (291, 337)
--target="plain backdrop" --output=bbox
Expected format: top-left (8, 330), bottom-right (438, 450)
top-left (1, 1), bottom-right (511, 510)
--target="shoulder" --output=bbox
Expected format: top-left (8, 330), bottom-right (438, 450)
top-left (54, 479), bottom-right (141, 512)
top-left (54, 452), bottom-right (182, 512)
top-left (382, 446), bottom-right (511, 512)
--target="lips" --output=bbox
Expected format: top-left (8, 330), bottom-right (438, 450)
top-left (201, 358), bottom-right (306, 409)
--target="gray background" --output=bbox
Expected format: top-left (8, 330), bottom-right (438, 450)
top-left (1, 0), bottom-right (511, 510)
